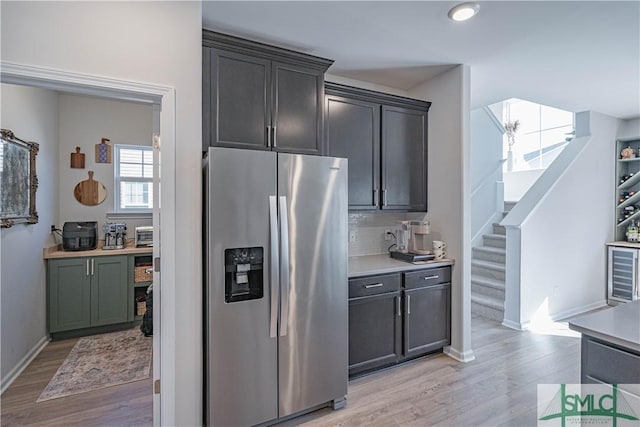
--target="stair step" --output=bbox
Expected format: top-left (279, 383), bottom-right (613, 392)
top-left (483, 233), bottom-right (506, 249)
top-left (471, 295), bottom-right (504, 322)
top-left (471, 259), bottom-right (505, 281)
top-left (471, 275), bottom-right (505, 290)
top-left (504, 201), bottom-right (517, 212)
top-left (472, 246), bottom-right (506, 263)
top-left (471, 275), bottom-right (505, 300)
top-left (492, 223), bottom-right (506, 236)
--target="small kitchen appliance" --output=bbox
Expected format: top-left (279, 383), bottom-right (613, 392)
top-left (135, 226), bottom-right (153, 247)
top-left (62, 221), bottom-right (97, 251)
top-left (409, 220), bottom-right (430, 254)
top-left (390, 220), bottom-right (435, 262)
top-left (102, 222), bottom-right (127, 249)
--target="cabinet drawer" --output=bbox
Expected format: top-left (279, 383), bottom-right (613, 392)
top-left (582, 337), bottom-right (640, 384)
top-left (404, 267), bottom-right (450, 289)
top-left (349, 273), bottom-right (401, 298)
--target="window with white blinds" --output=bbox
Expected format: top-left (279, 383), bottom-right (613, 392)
top-left (114, 145), bottom-right (153, 212)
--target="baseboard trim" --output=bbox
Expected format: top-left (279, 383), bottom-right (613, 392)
top-left (1, 335), bottom-right (50, 395)
top-left (501, 300), bottom-right (608, 332)
top-left (443, 345), bottom-right (475, 363)
top-left (502, 318), bottom-right (529, 331)
top-left (550, 300), bottom-right (608, 322)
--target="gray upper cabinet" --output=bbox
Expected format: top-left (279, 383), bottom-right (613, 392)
top-left (382, 106), bottom-right (428, 211)
top-left (203, 30), bottom-right (333, 155)
top-left (326, 94), bottom-right (380, 210)
top-left (325, 82), bottom-right (430, 212)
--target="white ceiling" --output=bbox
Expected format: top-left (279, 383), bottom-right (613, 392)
top-left (203, 1), bottom-right (640, 119)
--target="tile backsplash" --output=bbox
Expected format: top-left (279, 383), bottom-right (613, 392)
top-left (348, 211), bottom-right (429, 256)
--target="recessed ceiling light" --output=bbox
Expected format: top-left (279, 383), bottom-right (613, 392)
top-left (448, 2), bottom-right (480, 22)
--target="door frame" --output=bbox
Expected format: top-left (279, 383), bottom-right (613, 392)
top-left (0, 61), bottom-right (176, 426)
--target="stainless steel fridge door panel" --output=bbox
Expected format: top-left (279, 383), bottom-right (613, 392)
top-left (206, 147), bottom-right (278, 427)
top-left (277, 154), bottom-right (349, 417)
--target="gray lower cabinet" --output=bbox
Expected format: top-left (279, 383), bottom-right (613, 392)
top-left (325, 82), bottom-right (430, 212)
top-left (203, 30), bottom-right (333, 155)
top-left (348, 266), bottom-right (451, 377)
top-left (48, 255), bottom-right (128, 333)
top-left (581, 336), bottom-right (640, 384)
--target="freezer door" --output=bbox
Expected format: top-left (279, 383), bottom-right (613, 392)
top-left (205, 147), bottom-right (278, 426)
top-left (277, 153), bottom-right (349, 416)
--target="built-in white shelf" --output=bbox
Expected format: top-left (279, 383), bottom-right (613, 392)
top-left (618, 157), bottom-right (640, 163)
top-left (617, 191), bottom-right (640, 209)
top-left (617, 211), bottom-right (640, 229)
top-left (618, 173), bottom-right (640, 190)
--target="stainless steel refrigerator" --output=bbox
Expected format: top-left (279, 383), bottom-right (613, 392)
top-left (204, 147), bottom-right (348, 426)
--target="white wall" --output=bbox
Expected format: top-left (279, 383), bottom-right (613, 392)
top-left (502, 111), bottom-right (617, 328)
top-left (408, 65), bottom-right (474, 362)
top-left (619, 118), bottom-right (640, 139)
top-left (57, 94), bottom-right (153, 232)
top-left (470, 107), bottom-right (504, 244)
top-left (1, 84), bottom-right (59, 390)
top-left (503, 169), bottom-right (545, 201)
top-left (1, 2), bottom-right (202, 425)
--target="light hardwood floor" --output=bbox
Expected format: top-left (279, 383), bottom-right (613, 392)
top-left (280, 315), bottom-right (582, 427)
top-left (1, 336), bottom-right (153, 427)
top-left (1, 316), bottom-right (582, 426)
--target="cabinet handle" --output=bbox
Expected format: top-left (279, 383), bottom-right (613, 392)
top-left (91, 259), bottom-right (94, 276)
top-left (267, 125), bottom-right (272, 147)
top-left (396, 296), bottom-right (401, 316)
top-left (364, 283), bottom-right (383, 289)
top-left (272, 126), bottom-right (277, 147)
top-left (373, 189), bottom-right (379, 205)
top-left (383, 189), bottom-right (388, 207)
top-left (86, 259), bottom-right (90, 276)
top-left (407, 294), bottom-right (411, 315)
top-left (423, 275), bottom-right (439, 280)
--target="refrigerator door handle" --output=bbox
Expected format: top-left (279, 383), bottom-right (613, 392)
top-left (279, 195), bottom-right (290, 337)
top-left (269, 195), bottom-right (279, 338)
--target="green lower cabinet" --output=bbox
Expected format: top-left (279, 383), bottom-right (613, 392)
top-left (48, 255), bottom-right (128, 333)
top-left (49, 258), bottom-right (91, 332)
top-left (90, 256), bottom-right (128, 327)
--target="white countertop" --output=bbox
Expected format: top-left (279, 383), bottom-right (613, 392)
top-left (606, 241), bottom-right (640, 249)
top-left (348, 253), bottom-right (454, 278)
top-left (569, 300), bottom-right (640, 352)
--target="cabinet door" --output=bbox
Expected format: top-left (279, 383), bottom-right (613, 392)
top-left (404, 283), bottom-right (450, 358)
top-left (272, 62), bottom-right (324, 155)
top-left (48, 258), bottom-right (91, 333)
top-left (349, 292), bottom-right (402, 376)
top-left (326, 95), bottom-right (380, 210)
top-left (208, 48), bottom-right (271, 150)
top-left (381, 105), bottom-right (428, 211)
top-left (91, 256), bottom-right (128, 327)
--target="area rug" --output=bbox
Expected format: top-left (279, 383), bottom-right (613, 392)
top-left (37, 328), bottom-right (152, 402)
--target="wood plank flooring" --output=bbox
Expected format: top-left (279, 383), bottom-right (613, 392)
top-left (1, 336), bottom-right (153, 427)
top-left (1, 315), bottom-right (583, 426)
top-left (278, 315), bottom-right (582, 427)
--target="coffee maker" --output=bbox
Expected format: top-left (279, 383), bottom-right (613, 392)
top-left (409, 221), bottom-right (430, 254)
top-left (102, 222), bottom-right (127, 249)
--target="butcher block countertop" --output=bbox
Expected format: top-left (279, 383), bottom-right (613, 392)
top-left (348, 254), bottom-right (454, 278)
top-left (43, 241), bottom-right (152, 259)
top-left (569, 300), bottom-right (640, 352)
